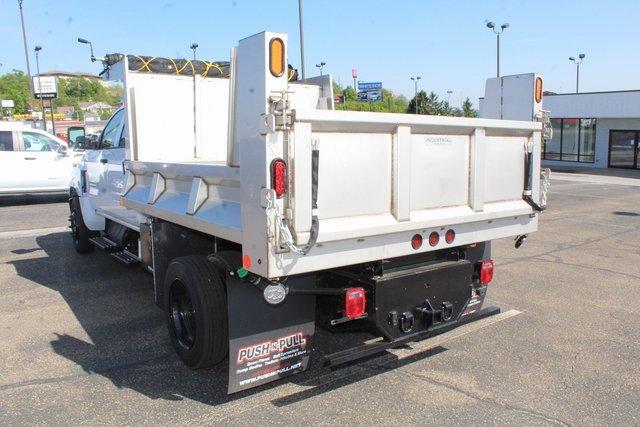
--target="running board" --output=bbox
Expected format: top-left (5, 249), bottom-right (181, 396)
top-left (111, 250), bottom-right (141, 266)
top-left (89, 236), bottom-right (119, 252)
top-left (323, 305), bottom-right (501, 367)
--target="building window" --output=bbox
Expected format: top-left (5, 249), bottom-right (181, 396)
top-left (543, 118), bottom-right (596, 163)
top-left (579, 118), bottom-right (596, 163)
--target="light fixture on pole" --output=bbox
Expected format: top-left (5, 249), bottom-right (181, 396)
top-left (569, 54), bottom-right (586, 93)
top-left (446, 90), bottom-right (453, 103)
top-left (190, 42), bottom-right (199, 157)
top-left (486, 21), bottom-right (509, 78)
top-left (77, 37), bottom-right (103, 63)
top-left (190, 42), bottom-right (199, 61)
top-left (34, 45), bottom-right (46, 132)
top-left (315, 61), bottom-right (326, 76)
top-left (410, 76), bottom-right (421, 114)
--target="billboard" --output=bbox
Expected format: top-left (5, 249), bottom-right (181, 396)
top-left (358, 82), bottom-right (382, 91)
top-left (32, 76), bottom-right (58, 99)
top-left (357, 81), bottom-right (383, 102)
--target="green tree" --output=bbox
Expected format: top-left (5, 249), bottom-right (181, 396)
top-left (408, 90), bottom-right (443, 115)
top-left (0, 70), bottom-right (31, 113)
top-left (342, 86), bottom-right (357, 102)
top-left (462, 97), bottom-right (477, 117)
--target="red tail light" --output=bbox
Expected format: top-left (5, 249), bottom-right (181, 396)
top-left (411, 234), bottom-right (423, 250)
top-left (480, 259), bottom-right (494, 284)
top-left (345, 287), bottom-right (366, 319)
top-left (271, 158), bottom-right (287, 198)
top-left (428, 231), bottom-right (439, 247)
top-left (445, 229), bottom-right (455, 244)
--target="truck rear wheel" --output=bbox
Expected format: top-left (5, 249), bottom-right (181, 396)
top-left (69, 196), bottom-right (95, 254)
top-left (163, 255), bottom-right (228, 368)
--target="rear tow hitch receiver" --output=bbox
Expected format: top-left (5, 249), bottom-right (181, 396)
top-left (400, 312), bottom-right (414, 333)
top-left (441, 301), bottom-right (453, 321)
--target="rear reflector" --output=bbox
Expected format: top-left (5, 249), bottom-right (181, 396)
top-left (271, 158), bottom-right (287, 198)
top-left (411, 234), bottom-right (423, 250)
top-left (535, 77), bottom-right (543, 103)
top-left (269, 37), bottom-right (285, 77)
top-left (345, 287), bottom-right (366, 319)
top-left (445, 229), bottom-right (455, 244)
top-left (480, 259), bottom-right (494, 284)
top-left (428, 231), bottom-right (439, 246)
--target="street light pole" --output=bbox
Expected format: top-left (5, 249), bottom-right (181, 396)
top-left (34, 45), bottom-right (46, 132)
top-left (446, 90), bottom-right (453, 104)
top-left (569, 54), bottom-right (585, 93)
top-left (486, 22), bottom-right (509, 78)
top-left (298, 0), bottom-right (306, 80)
top-left (410, 76), bottom-right (421, 113)
top-left (315, 61), bottom-right (326, 76)
top-left (18, 0), bottom-right (33, 95)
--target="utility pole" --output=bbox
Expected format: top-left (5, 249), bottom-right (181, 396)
top-left (34, 45), bottom-right (46, 132)
top-left (410, 76), bottom-right (421, 113)
top-left (18, 0), bottom-right (33, 95)
top-left (298, 0), bottom-right (306, 80)
top-left (486, 22), bottom-right (509, 78)
top-left (569, 54), bottom-right (586, 93)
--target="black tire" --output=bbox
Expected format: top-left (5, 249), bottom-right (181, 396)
top-left (163, 255), bottom-right (228, 368)
top-left (69, 196), bottom-right (95, 254)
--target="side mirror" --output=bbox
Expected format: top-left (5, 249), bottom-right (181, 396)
top-left (56, 145), bottom-right (69, 157)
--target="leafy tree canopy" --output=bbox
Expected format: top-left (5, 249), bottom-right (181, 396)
top-left (0, 70), bottom-right (31, 113)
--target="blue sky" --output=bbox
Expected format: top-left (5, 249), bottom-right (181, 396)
top-left (1, 0), bottom-right (639, 107)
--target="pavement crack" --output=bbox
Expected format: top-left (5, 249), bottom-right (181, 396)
top-left (0, 353), bottom-right (174, 393)
top-left (372, 365), bottom-right (569, 426)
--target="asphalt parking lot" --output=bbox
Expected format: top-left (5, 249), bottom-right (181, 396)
top-left (1, 174), bottom-right (639, 425)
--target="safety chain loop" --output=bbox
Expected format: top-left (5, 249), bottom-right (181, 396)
top-left (265, 191), bottom-right (307, 256)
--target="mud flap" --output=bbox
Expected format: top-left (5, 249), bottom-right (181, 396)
top-left (226, 273), bottom-right (316, 394)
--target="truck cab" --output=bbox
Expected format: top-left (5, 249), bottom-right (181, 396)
top-left (74, 107), bottom-right (143, 229)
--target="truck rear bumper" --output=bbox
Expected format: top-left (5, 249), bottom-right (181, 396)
top-left (324, 305), bottom-right (500, 366)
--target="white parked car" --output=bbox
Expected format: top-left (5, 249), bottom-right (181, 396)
top-left (0, 124), bottom-right (82, 195)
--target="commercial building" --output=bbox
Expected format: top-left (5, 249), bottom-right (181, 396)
top-left (542, 90), bottom-right (640, 169)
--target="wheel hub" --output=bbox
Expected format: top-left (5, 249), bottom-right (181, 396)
top-left (169, 280), bottom-right (196, 350)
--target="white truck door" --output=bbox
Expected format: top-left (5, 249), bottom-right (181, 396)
top-left (20, 131), bottom-right (72, 191)
top-left (0, 130), bottom-right (25, 193)
top-left (86, 109), bottom-right (125, 210)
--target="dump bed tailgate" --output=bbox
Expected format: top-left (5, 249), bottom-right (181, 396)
top-left (268, 109), bottom-right (542, 276)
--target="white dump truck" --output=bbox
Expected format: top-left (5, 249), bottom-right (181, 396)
top-left (69, 31), bottom-right (549, 393)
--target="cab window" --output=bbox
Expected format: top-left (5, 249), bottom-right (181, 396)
top-left (0, 131), bottom-right (13, 151)
top-left (99, 109), bottom-right (125, 149)
top-left (22, 132), bottom-right (61, 152)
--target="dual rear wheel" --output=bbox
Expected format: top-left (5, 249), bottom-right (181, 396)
top-left (164, 256), bottom-right (228, 368)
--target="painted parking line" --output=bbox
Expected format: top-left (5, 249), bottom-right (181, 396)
top-left (0, 226), bottom-right (69, 241)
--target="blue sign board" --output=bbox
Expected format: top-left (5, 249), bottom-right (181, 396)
top-left (358, 82), bottom-right (382, 91)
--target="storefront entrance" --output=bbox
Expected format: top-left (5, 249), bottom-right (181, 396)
top-left (609, 130), bottom-right (640, 168)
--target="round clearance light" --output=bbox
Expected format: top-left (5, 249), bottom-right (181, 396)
top-left (411, 234), bottom-right (423, 250)
top-left (428, 232), bottom-right (439, 247)
top-left (445, 229), bottom-right (455, 244)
